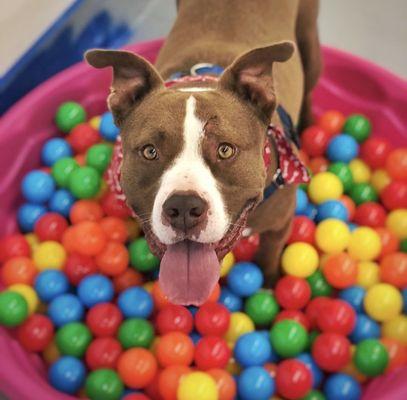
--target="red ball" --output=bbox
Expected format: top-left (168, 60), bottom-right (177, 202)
top-left (353, 202), bottom-right (387, 228)
top-left (155, 304), bottom-right (194, 335)
top-left (194, 336), bottom-right (231, 370)
top-left (195, 302), bottom-right (231, 336)
top-left (17, 314), bottom-right (54, 352)
top-left (301, 126), bottom-right (331, 157)
top-left (287, 216), bottom-right (316, 245)
top-left (85, 337), bottom-right (122, 370)
top-left (316, 299), bottom-right (356, 335)
top-left (0, 234), bottom-right (30, 263)
top-left (360, 137), bottom-right (393, 169)
top-left (275, 276), bottom-right (311, 310)
top-left (274, 310), bottom-right (311, 331)
top-left (67, 123), bottom-right (100, 154)
top-left (380, 181), bottom-right (407, 210)
top-left (123, 395), bottom-right (151, 400)
top-left (34, 212), bottom-right (68, 242)
top-left (86, 303), bottom-right (123, 337)
top-left (232, 234), bottom-right (260, 262)
top-left (305, 297), bottom-right (332, 329)
top-left (276, 359), bottom-right (312, 400)
top-left (64, 253), bottom-right (98, 285)
top-left (311, 332), bottom-right (351, 372)
top-left (101, 191), bottom-right (132, 218)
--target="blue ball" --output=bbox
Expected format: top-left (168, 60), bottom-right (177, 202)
top-left (21, 170), bottom-right (55, 203)
top-left (295, 189), bottom-right (308, 215)
top-left (219, 287), bottom-right (242, 312)
top-left (238, 366), bottom-right (275, 400)
top-left (100, 112), bottom-right (120, 141)
top-left (258, 330), bottom-right (279, 362)
top-left (403, 288), bottom-right (407, 313)
top-left (41, 138), bottom-right (72, 166)
top-left (187, 306), bottom-right (199, 317)
top-left (227, 262), bottom-right (263, 297)
top-left (117, 286), bottom-right (153, 319)
top-left (296, 353), bottom-right (324, 389)
top-left (77, 274), bottom-right (114, 308)
top-left (189, 331), bottom-right (202, 345)
top-left (17, 203), bottom-right (47, 232)
top-left (48, 294), bottom-right (84, 327)
top-left (234, 332), bottom-right (272, 367)
top-left (48, 189), bottom-right (75, 217)
top-left (350, 314), bottom-right (381, 343)
top-left (339, 286), bottom-right (366, 313)
top-left (324, 373), bottom-right (361, 400)
top-left (327, 134), bottom-right (359, 163)
top-left (301, 203), bottom-right (318, 220)
top-left (316, 200), bottom-right (349, 222)
top-left (49, 356), bottom-right (86, 394)
top-left (35, 270), bottom-right (69, 302)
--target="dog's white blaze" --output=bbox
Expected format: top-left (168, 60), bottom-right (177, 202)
top-left (176, 87), bottom-right (215, 92)
top-left (151, 95), bottom-right (230, 244)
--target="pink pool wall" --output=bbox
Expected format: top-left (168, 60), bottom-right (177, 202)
top-left (0, 38), bottom-right (406, 400)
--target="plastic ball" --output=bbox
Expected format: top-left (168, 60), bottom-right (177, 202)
top-left (48, 293), bottom-right (84, 327)
top-left (270, 320), bottom-right (308, 358)
top-left (49, 356), bottom-right (86, 395)
top-left (234, 332), bottom-right (271, 367)
top-left (70, 199), bottom-right (104, 224)
top-left (33, 240), bottom-right (66, 271)
top-left (348, 227), bottom-right (381, 261)
top-left (48, 189), bottom-right (75, 217)
top-left (195, 335), bottom-right (231, 370)
top-left (8, 283), bottom-right (38, 315)
top-left (178, 371), bottom-right (219, 400)
top-left (158, 365), bottom-right (190, 400)
top-left (117, 287), bottom-right (153, 319)
top-left (227, 262), bottom-right (263, 297)
top-left (276, 359), bottom-right (312, 400)
top-left (275, 276), bottom-right (311, 310)
top-left (349, 158), bottom-right (371, 183)
top-left (195, 302), bottom-right (230, 336)
top-left (155, 331), bottom-right (194, 367)
top-left (68, 122), bottom-right (100, 153)
top-left (17, 313), bottom-right (54, 352)
top-left (386, 209), bottom-right (407, 239)
top-left (100, 112), bottom-right (120, 142)
top-left (349, 314), bottom-right (380, 343)
top-left (42, 138), bottom-right (73, 167)
top-left (382, 315), bottom-right (407, 344)
top-left (308, 172), bottom-right (343, 204)
top-left (1, 256), bottom-right (37, 286)
top-left (353, 339), bottom-right (388, 376)
top-left (64, 253), bottom-right (98, 285)
top-left (21, 170), bottom-right (55, 204)
top-left (118, 318), bottom-right (154, 349)
top-left (70, 221), bottom-right (107, 256)
top-left (296, 188), bottom-right (309, 214)
top-left (323, 373), bottom-right (361, 400)
top-left (220, 252), bottom-right (235, 277)
top-left (55, 101), bottom-right (86, 132)
top-left (343, 114), bottom-right (371, 142)
top-left (353, 202), bottom-right (386, 228)
top-left (0, 290), bottom-right (28, 326)
top-left (85, 337), bottom-right (122, 370)
top-left (56, 322), bottom-right (92, 357)
top-left (370, 168), bottom-right (391, 194)
top-left (34, 212), bottom-right (68, 242)
top-left (326, 134), bottom-right (359, 163)
top-left (281, 242), bottom-right (319, 278)
top-left (86, 143), bottom-right (113, 173)
top-left (207, 369), bottom-right (236, 400)
top-left (77, 274), bottom-right (114, 308)
top-left (323, 253), bottom-right (358, 289)
top-left (224, 312), bottom-right (254, 343)
top-left (17, 203), bottom-right (47, 232)
top-left (380, 252), bottom-right (407, 288)
top-left (315, 219), bottom-right (350, 254)
top-left (338, 286), bottom-right (366, 313)
top-left (129, 238), bottom-right (159, 272)
top-left (307, 270), bottom-right (333, 298)
top-left (356, 261), bottom-right (379, 288)
top-left (287, 216), bottom-right (316, 244)
top-left (360, 137), bottom-right (393, 169)
top-left (328, 162), bottom-right (354, 192)
top-left (364, 283), bottom-right (402, 321)
top-left (316, 200), bottom-right (349, 222)
top-left (34, 270), bottom-right (69, 302)
top-left (68, 166), bottom-right (101, 199)
top-left (0, 234), bottom-right (30, 262)
top-left (275, 309), bottom-right (310, 331)
top-left (318, 110), bottom-right (345, 135)
top-left (296, 353), bottom-right (323, 389)
top-left (386, 148), bottom-right (407, 181)
top-left (349, 182), bottom-right (378, 205)
top-left (52, 157), bottom-right (78, 188)
top-left (381, 181), bottom-right (407, 210)
top-left (219, 287), bottom-right (243, 312)
top-left (237, 366), bottom-right (275, 400)
top-left (113, 268), bottom-right (143, 294)
top-left (86, 303), bottom-right (123, 337)
top-left (317, 299), bottom-right (356, 335)
top-left (85, 368), bottom-right (124, 400)
top-left (381, 338), bottom-right (407, 372)
top-left (301, 126), bottom-right (331, 157)
top-left (100, 190), bottom-right (132, 218)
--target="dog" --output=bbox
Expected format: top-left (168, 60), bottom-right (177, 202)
top-left (85, 0), bottom-right (321, 306)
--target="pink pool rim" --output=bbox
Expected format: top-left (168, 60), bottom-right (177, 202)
top-left (0, 39), bottom-right (406, 400)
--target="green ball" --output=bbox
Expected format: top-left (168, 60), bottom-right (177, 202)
top-left (0, 291), bottom-right (28, 327)
top-left (344, 114), bottom-right (371, 143)
top-left (301, 390), bottom-right (326, 400)
top-left (55, 101), bottom-right (87, 133)
top-left (307, 270), bottom-right (333, 298)
top-left (270, 320), bottom-right (308, 358)
top-left (118, 318), bottom-right (154, 349)
top-left (328, 162), bottom-right (354, 192)
top-left (86, 143), bottom-right (113, 173)
top-left (244, 291), bottom-right (279, 326)
top-left (52, 157), bottom-right (78, 188)
top-left (56, 322), bottom-right (92, 357)
top-left (129, 238), bottom-right (159, 272)
top-left (307, 330), bottom-right (319, 351)
top-left (353, 339), bottom-right (389, 376)
top-left (68, 166), bottom-right (101, 199)
top-left (349, 183), bottom-right (378, 205)
top-left (400, 238), bottom-right (407, 253)
top-left (85, 369), bottom-right (123, 400)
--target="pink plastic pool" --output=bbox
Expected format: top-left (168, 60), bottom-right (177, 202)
top-left (0, 38), bottom-right (406, 400)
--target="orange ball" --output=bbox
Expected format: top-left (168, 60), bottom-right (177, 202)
top-left (207, 368), bottom-right (236, 400)
top-left (117, 348), bottom-right (157, 389)
top-left (72, 221), bottom-right (107, 256)
top-left (309, 157), bottom-right (329, 174)
top-left (113, 268), bottom-right (143, 293)
top-left (99, 217), bottom-right (128, 243)
top-left (158, 365), bottom-right (190, 400)
top-left (152, 281), bottom-right (171, 311)
top-left (386, 148), bottom-right (407, 181)
top-left (375, 228), bottom-right (399, 259)
top-left (61, 226), bottom-right (78, 254)
top-left (380, 252), bottom-right (407, 288)
top-left (207, 282), bottom-right (221, 303)
top-left (339, 195), bottom-right (356, 220)
top-left (155, 332), bottom-right (194, 367)
top-left (323, 252), bottom-right (357, 288)
top-left (70, 200), bottom-right (104, 224)
top-left (1, 257), bottom-right (37, 286)
top-left (380, 338), bottom-right (407, 372)
top-left (95, 242), bottom-right (129, 276)
top-left (74, 154), bottom-right (86, 166)
top-left (318, 110), bottom-right (345, 136)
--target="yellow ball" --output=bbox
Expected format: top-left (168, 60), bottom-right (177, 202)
top-left (386, 209), bottom-right (407, 239)
top-left (349, 158), bottom-right (371, 183)
top-left (382, 315), bottom-right (407, 345)
top-left (347, 227), bottom-right (381, 261)
top-left (370, 169), bottom-right (391, 193)
top-left (356, 261), bottom-right (379, 288)
top-left (224, 312), bottom-right (254, 343)
top-left (220, 252), bottom-right (235, 277)
top-left (25, 233), bottom-right (39, 251)
top-left (33, 241), bottom-right (66, 270)
top-left (89, 116), bottom-right (101, 130)
top-left (282, 242), bottom-right (319, 278)
top-left (177, 372), bottom-right (218, 400)
top-left (9, 284), bottom-right (39, 315)
top-left (364, 283), bottom-right (402, 322)
top-left (315, 219), bottom-right (350, 254)
top-left (308, 172), bottom-right (343, 204)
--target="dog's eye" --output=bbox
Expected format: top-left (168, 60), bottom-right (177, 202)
top-left (141, 144), bottom-right (158, 160)
top-left (217, 143), bottom-right (235, 160)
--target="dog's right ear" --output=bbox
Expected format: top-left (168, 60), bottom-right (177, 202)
top-left (85, 49), bottom-right (165, 126)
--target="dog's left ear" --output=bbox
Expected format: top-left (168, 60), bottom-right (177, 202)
top-left (218, 41), bottom-right (295, 122)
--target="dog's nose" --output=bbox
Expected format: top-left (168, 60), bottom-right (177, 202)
top-left (163, 193), bottom-right (208, 231)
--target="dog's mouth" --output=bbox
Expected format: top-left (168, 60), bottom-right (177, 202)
top-left (140, 200), bottom-right (256, 306)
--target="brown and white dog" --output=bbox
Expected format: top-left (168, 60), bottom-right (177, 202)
top-left (85, 0), bottom-right (321, 305)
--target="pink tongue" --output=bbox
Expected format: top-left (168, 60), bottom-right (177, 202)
top-left (159, 241), bottom-right (220, 306)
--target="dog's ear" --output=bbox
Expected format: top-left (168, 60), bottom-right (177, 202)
top-left (218, 41), bottom-right (295, 122)
top-left (85, 49), bottom-right (164, 126)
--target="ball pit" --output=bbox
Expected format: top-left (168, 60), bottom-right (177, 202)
top-left (0, 39), bottom-right (407, 400)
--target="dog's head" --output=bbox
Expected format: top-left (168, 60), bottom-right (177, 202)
top-left (85, 42), bottom-right (294, 305)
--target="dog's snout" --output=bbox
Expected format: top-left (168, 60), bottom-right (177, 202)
top-left (163, 193), bottom-right (208, 231)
